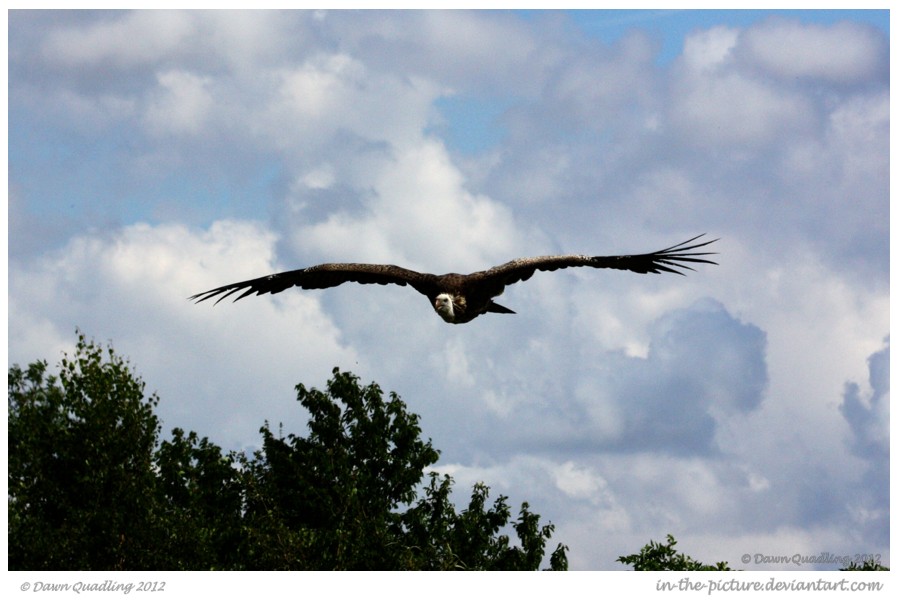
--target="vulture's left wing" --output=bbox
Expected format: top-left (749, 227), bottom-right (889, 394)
top-left (474, 235), bottom-right (718, 291)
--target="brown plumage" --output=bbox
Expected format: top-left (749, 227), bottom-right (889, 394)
top-left (190, 235), bottom-right (718, 324)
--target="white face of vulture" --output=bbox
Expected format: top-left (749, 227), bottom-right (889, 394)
top-left (434, 294), bottom-right (456, 322)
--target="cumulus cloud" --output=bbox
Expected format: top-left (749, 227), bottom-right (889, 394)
top-left (839, 340), bottom-right (889, 546)
top-left (681, 25), bottom-right (738, 73)
top-left (259, 53), bottom-right (442, 152)
top-left (585, 299), bottom-right (766, 454)
top-left (40, 10), bottom-right (196, 68)
top-left (288, 138), bottom-right (520, 272)
top-left (8, 220), bottom-right (358, 449)
top-left (841, 340), bottom-right (890, 458)
top-left (671, 71), bottom-right (812, 147)
top-left (738, 19), bottom-right (887, 83)
top-left (143, 70), bottom-right (215, 136)
top-left (670, 25), bottom-right (815, 147)
top-left (329, 10), bottom-right (544, 93)
top-left (667, 18), bottom-right (887, 160)
top-left (435, 298), bottom-right (768, 460)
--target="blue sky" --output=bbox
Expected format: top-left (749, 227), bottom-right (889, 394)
top-left (6, 9), bottom-right (891, 577)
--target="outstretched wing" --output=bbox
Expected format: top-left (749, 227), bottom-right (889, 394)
top-left (189, 263), bottom-right (439, 304)
top-left (474, 235), bottom-right (718, 291)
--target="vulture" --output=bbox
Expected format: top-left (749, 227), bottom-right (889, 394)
top-left (190, 235), bottom-right (717, 324)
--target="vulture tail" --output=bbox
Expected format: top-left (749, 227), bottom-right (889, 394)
top-left (487, 301), bottom-right (516, 314)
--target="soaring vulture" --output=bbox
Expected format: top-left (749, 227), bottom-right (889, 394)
top-left (190, 235), bottom-right (717, 324)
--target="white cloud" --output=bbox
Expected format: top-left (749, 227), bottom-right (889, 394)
top-left (279, 54), bottom-right (364, 119)
top-left (739, 19), bottom-right (886, 83)
top-left (41, 11), bottom-right (195, 68)
top-left (681, 25), bottom-right (738, 72)
top-left (8, 220), bottom-right (358, 449)
top-left (143, 70), bottom-right (214, 136)
top-left (331, 10), bottom-right (543, 93)
top-left (195, 11), bottom-right (300, 73)
top-left (841, 341), bottom-right (890, 457)
top-left (839, 340), bottom-right (889, 546)
top-left (288, 138), bottom-right (520, 272)
top-left (259, 53), bottom-right (443, 154)
top-left (671, 56), bottom-right (813, 147)
top-left (669, 19), bottom-right (887, 152)
top-left (553, 461), bottom-right (605, 500)
top-left (825, 92), bottom-right (890, 184)
top-left (296, 164), bottom-right (337, 190)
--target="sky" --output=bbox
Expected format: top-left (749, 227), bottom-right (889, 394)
top-left (5, 8), bottom-right (892, 574)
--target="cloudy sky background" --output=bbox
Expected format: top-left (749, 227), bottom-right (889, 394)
top-left (7, 9), bottom-right (890, 570)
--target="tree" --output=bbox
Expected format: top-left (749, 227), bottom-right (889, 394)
top-left (239, 369), bottom-right (441, 569)
top-left (401, 473), bottom-right (568, 570)
top-left (8, 333), bottom-right (163, 569)
top-left (9, 335), bottom-right (567, 570)
top-left (153, 428), bottom-right (244, 569)
top-left (842, 559), bottom-right (889, 571)
top-left (618, 534), bottom-right (731, 571)
top-left (618, 535), bottom-right (890, 572)
top-left (240, 368), bottom-right (568, 570)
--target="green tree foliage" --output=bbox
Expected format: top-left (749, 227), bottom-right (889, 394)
top-left (8, 334), bottom-right (566, 570)
top-left (9, 333), bottom-right (163, 569)
top-left (401, 474), bottom-right (568, 570)
top-left (154, 428), bottom-right (244, 569)
top-left (618, 534), bottom-right (731, 571)
top-left (841, 559), bottom-right (889, 571)
top-left (618, 535), bottom-right (890, 572)
top-left (238, 370), bottom-right (567, 570)
top-left (239, 370), bottom-right (441, 569)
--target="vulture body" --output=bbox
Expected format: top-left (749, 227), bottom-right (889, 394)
top-left (190, 235), bottom-right (717, 324)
